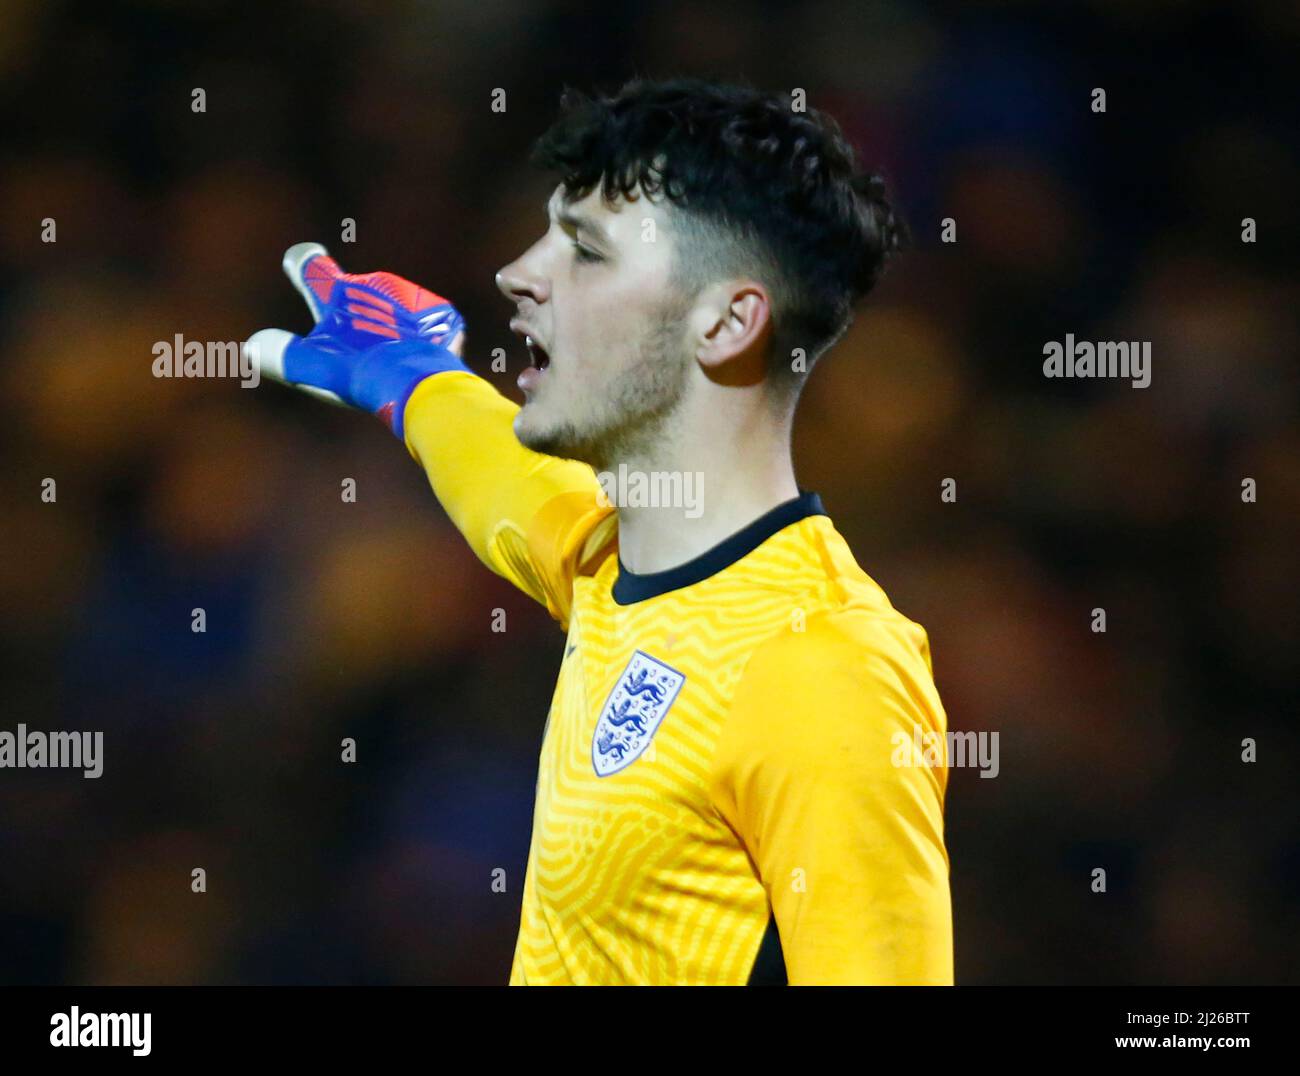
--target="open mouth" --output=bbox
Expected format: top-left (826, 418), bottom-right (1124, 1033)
top-left (525, 335), bottom-right (551, 371)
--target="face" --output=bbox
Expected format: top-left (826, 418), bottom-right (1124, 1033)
top-left (495, 183), bottom-right (694, 468)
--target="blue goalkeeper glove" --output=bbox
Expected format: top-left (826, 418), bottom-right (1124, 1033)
top-left (245, 242), bottom-right (470, 439)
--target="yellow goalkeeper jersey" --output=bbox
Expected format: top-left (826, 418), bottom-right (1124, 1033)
top-left (403, 371), bottom-right (953, 985)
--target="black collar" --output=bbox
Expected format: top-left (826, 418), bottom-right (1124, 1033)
top-left (611, 491), bottom-right (827, 605)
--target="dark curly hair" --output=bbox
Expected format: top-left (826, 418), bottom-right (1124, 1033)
top-left (529, 75), bottom-right (907, 387)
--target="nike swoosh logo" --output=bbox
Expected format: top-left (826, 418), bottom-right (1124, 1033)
top-left (566, 643), bottom-right (578, 658)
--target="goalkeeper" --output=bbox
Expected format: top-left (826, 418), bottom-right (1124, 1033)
top-left (246, 76), bottom-right (953, 986)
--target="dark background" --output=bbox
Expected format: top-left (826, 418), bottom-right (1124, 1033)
top-left (0, 0), bottom-right (1296, 984)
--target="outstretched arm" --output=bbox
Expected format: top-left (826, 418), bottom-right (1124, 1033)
top-left (245, 243), bottom-right (614, 626)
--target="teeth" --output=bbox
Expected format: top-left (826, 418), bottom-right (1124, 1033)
top-left (525, 335), bottom-right (534, 347)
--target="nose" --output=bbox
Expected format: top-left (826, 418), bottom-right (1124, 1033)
top-left (495, 251), bottom-right (548, 307)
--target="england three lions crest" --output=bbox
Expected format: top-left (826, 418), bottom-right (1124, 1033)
top-left (592, 650), bottom-right (685, 777)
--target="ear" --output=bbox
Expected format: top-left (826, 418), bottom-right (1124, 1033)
top-left (692, 282), bottom-right (772, 388)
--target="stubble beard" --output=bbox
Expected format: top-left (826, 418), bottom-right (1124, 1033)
top-left (515, 301), bottom-right (691, 472)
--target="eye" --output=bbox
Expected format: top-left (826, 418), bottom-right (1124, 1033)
top-left (572, 241), bottom-right (603, 264)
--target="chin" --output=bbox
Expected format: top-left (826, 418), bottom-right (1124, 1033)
top-left (512, 405), bottom-right (549, 450)
top-left (514, 408), bottom-right (586, 462)
top-left (514, 402), bottom-right (572, 454)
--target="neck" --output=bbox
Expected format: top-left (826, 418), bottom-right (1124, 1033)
top-left (607, 392), bottom-right (799, 575)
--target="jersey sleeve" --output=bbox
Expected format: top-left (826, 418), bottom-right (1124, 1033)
top-left (708, 610), bottom-right (953, 985)
top-left (401, 371), bottom-right (617, 627)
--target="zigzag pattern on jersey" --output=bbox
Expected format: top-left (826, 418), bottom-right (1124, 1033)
top-left (513, 514), bottom-right (879, 984)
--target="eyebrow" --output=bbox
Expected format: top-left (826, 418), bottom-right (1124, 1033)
top-left (549, 200), bottom-right (614, 248)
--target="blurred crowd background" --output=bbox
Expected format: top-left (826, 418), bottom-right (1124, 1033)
top-left (1, 0), bottom-right (1296, 984)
